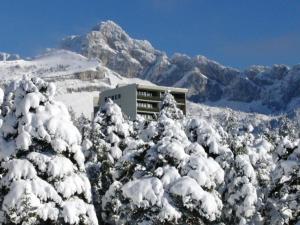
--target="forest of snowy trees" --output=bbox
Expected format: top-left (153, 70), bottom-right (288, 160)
top-left (0, 76), bottom-right (299, 225)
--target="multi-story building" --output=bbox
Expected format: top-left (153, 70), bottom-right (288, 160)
top-left (93, 83), bottom-right (188, 120)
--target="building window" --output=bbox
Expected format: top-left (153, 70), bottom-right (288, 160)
top-left (104, 94), bottom-right (122, 102)
top-left (138, 113), bottom-right (154, 120)
top-left (137, 102), bottom-right (153, 109)
top-left (138, 91), bottom-right (152, 97)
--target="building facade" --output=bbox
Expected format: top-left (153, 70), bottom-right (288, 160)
top-left (93, 84), bottom-right (188, 120)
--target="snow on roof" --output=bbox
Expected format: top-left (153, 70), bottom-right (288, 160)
top-left (116, 83), bottom-right (188, 93)
top-left (137, 84), bottom-right (188, 93)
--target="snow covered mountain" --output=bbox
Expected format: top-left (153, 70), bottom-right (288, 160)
top-left (61, 20), bottom-right (300, 114)
top-left (0, 50), bottom-right (99, 81)
top-left (1, 20), bottom-right (299, 117)
top-left (0, 49), bottom-right (153, 117)
top-left (0, 47), bottom-right (291, 136)
top-left (0, 52), bottom-right (20, 61)
top-left (61, 21), bottom-right (160, 79)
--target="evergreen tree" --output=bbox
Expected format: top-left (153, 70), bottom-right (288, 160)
top-left (159, 91), bottom-right (184, 120)
top-left (74, 113), bottom-right (93, 159)
top-left (266, 137), bottom-right (300, 225)
top-left (0, 76), bottom-right (98, 225)
top-left (101, 93), bottom-right (225, 225)
top-left (223, 154), bottom-right (258, 225)
top-left (89, 99), bottom-right (133, 222)
top-left (74, 113), bottom-right (92, 141)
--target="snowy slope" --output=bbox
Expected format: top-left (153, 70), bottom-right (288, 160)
top-left (0, 50), bottom-right (99, 81)
top-left (187, 101), bottom-right (275, 129)
top-left (0, 49), bottom-right (154, 118)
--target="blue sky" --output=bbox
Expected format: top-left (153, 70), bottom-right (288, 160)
top-left (0, 0), bottom-right (299, 69)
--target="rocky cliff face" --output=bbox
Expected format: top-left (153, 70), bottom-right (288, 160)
top-left (61, 21), bottom-right (162, 78)
top-left (61, 20), bottom-right (300, 113)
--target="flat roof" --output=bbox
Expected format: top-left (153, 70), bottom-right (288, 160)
top-left (136, 84), bottom-right (188, 93)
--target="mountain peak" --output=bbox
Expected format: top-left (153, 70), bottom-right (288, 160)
top-left (61, 20), bottom-right (158, 77)
top-left (92, 20), bottom-right (124, 33)
top-left (93, 20), bottom-right (131, 45)
top-left (59, 20), bottom-right (300, 113)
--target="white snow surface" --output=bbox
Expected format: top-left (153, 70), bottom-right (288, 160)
top-left (122, 177), bottom-right (164, 208)
top-left (0, 50), bottom-right (99, 81)
top-left (170, 176), bottom-right (222, 221)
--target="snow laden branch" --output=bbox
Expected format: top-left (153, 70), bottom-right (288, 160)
top-left (88, 92), bottom-right (226, 224)
top-left (1, 77), bottom-right (297, 225)
top-left (0, 76), bottom-right (98, 225)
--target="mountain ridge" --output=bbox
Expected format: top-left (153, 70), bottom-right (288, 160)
top-left (0, 52), bottom-right (20, 61)
top-left (60, 20), bottom-right (300, 114)
top-left (1, 20), bottom-right (299, 115)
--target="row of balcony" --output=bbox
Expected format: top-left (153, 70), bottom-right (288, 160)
top-left (137, 95), bottom-right (186, 103)
top-left (137, 104), bottom-right (186, 113)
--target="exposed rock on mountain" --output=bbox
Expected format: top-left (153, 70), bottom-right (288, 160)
top-left (0, 52), bottom-right (20, 61)
top-left (61, 20), bottom-right (300, 113)
top-left (61, 20), bottom-right (161, 78)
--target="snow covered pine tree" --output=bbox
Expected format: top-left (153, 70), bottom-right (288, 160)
top-left (88, 99), bottom-right (132, 223)
top-left (266, 137), bottom-right (300, 225)
top-left (101, 92), bottom-right (225, 225)
top-left (0, 76), bottom-right (98, 225)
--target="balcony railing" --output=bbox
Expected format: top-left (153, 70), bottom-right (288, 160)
top-left (137, 107), bottom-right (159, 113)
top-left (137, 95), bottom-right (186, 103)
top-left (137, 95), bottom-right (161, 101)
